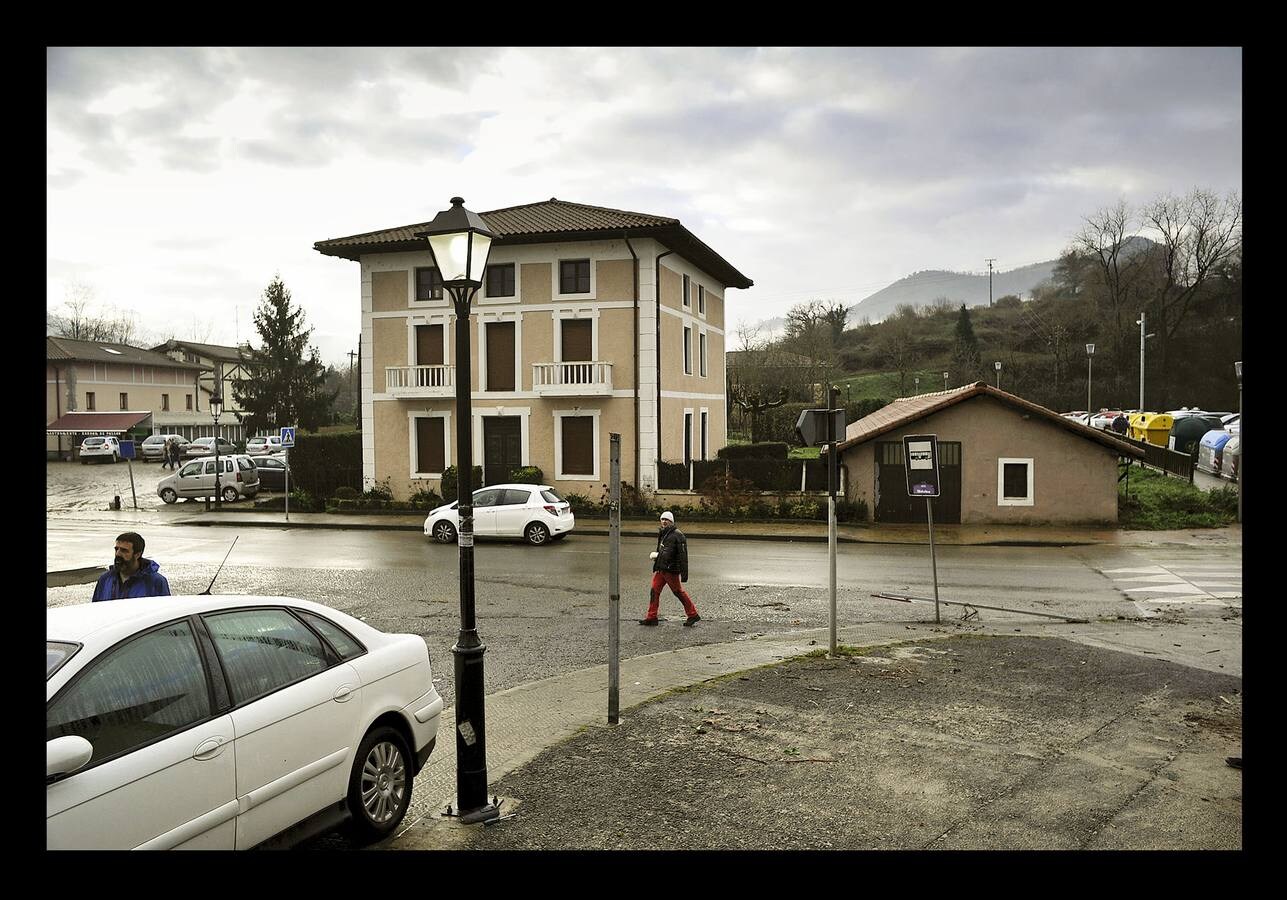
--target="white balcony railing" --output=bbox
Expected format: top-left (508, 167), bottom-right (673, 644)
top-left (386, 365), bottom-right (454, 396)
top-left (531, 361), bottom-right (614, 396)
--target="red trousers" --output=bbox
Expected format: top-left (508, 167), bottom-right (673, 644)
top-left (646, 571), bottom-right (698, 620)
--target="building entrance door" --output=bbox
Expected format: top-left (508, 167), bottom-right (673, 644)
top-left (483, 417), bottom-right (522, 486)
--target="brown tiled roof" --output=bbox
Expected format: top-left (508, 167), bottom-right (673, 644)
top-left (151, 338), bottom-right (252, 362)
top-left (314, 198), bottom-right (752, 289)
top-left (46, 411), bottom-right (153, 434)
top-left (838, 382), bottom-right (1145, 458)
top-left (46, 337), bottom-right (207, 371)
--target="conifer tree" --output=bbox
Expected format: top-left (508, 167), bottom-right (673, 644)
top-left (951, 304), bottom-right (982, 384)
top-left (233, 276), bottom-right (336, 434)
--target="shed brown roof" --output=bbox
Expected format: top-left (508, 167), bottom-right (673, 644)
top-left (838, 382), bottom-right (1145, 458)
top-left (314, 198), bottom-right (752, 289)
top-left (46, 337), bottom-right (207, 371)
top-left (46, 411), bottom-right (153, 434)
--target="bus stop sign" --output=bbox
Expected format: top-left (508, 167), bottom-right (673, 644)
top-left (902, 433), bottom-right (940, 498)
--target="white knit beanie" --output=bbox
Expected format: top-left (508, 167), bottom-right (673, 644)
top-left (660, 510), bottom-right (675, 522)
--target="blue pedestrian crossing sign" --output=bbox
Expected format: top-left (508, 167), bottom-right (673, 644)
top-left (280, 426), bottom-right (296, 448)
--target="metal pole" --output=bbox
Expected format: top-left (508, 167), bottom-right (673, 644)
top-left (450, 286), bottom-right (495, 821)
top-left (1087, 356), bottom-right (1093, 425)
top-left (284, 448), bottom-right (290, 523)
top-left (127, 457), bottom-right (137, 510)
top-left (827, 386), bottom-right (838, 655)
top-left (1238, 374), bottom-right (1242, 524)
top-left (214, 419), bottom-right (221, 511)
top-left (1139, 312), bottom-right (1145, 411)
top-left (608, 434), bottom-right (621, 724)
top-left (926, 499), bottom-right (940, 624)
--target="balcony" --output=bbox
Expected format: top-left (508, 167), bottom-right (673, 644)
top-left (386, 365), bottom-right (455, 397)
top-left (532, 361), bottom-right (614, 397)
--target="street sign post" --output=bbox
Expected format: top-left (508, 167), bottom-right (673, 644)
top-left (280, 427), bottom-right (296, 522)
top-left (119, 440), bottom-right (138, 510)
top-left (796, 400), bottom-right (846, 654)
top-left (902, 434), bottom-right (942, 623)
top-left (608, 433), bottom-right (621, 725)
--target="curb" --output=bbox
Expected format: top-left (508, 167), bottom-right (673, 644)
top-left (47, 565), bottom-right (108, 588)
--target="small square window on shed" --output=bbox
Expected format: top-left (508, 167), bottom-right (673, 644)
top-left (997, 458), bottom-right (1034, 506)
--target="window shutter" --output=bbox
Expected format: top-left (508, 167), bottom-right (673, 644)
top-left (486, 322), bottom-right (516, 391)
top-left (561, 319), bottom-right (593, 361)
top-left (416, 324), bottom-right (444, 366)
top-left (561, 416), bottom-right (594, 475)
top-left (416, 417), bottom-right (445, 473)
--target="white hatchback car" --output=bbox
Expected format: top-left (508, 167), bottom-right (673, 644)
top-left (78, 436), bottom-right (120, 463)
top-left (47, 595), bottom-right (443, 850)
top-left (424, 483), bottom-right (574, 546)
top-left (246, 435), bottom-right (285, 455)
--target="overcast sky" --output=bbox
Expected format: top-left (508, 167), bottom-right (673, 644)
top-left (47, 46), bottom-right (1242, 364)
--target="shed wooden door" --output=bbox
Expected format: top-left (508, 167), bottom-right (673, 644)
top-left (874, 441), bottom-right (962, 524)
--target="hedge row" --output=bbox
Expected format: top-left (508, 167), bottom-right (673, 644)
top-left (288, 432), bottom-right (363, 499)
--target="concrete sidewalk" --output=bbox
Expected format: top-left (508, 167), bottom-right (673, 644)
top-left (379, 616), bottom-right (1241, 851)
top-left (45, 504), bottom-right (1243, 550)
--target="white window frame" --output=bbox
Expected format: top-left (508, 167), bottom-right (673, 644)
top-left (683, 409), bottom-right (694, 465)
top-left (552, 309), bottom-right (600, 362)
top-left (408, 315), bottom-right (452, 367)
top-left (683, 325), bottom-right (692, 375)
top-left (700, 408), bottom-right (709, 460)
top-left (682, 273), bottom-right (690, 308)
top-left (697, 284), bottom-right (706, 318)
top-left (997, 457), bottom-right (1035, 506)
top-left (554, 257), bottom-right (595, 299)
top-left (481, 260), bottom-right (521, 305)
top-left (699, 330), bottom-right (708, 378)
top-left (408, 411), bottom-right (451, 479)
top-left (410, 266), bottom-right (449, 308)
top-left (553, 408), bottom-right (601, 481)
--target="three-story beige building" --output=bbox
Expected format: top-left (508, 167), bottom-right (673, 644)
top-left (315, 199), bottom-right (752, 500)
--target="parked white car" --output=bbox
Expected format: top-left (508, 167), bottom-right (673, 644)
top-left (47, 595), bottom-right (442, 849)
top-left (246, 435), bottom-right (285, 456)
top-left (186, 437), bottom-right (238, 458)
top-left (424, 483), bottom-right (574, 546)
top-left (157, 455), bottom-right (261, 503)
top-left (78, 436), bottom-right (120, 463)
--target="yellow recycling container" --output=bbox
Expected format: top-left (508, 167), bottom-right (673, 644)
top-left (1128, 413), bottom-right (1173, 446)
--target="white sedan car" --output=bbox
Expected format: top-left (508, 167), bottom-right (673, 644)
top-left (425, 483), bottom-right (574, 546)
top-left (47, 595), bottom-right (443, 850)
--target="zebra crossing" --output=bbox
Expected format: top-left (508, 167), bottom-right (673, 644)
top-left (1103, 562), bottom-right (1242, 607)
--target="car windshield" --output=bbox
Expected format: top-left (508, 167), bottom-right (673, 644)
top-left (47, 641), bottom-right (79, 679)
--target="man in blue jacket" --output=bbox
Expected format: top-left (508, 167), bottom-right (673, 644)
top-left (92, 532), bottom-right (172, 601)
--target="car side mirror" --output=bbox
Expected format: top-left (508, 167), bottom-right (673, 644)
top-left (47, 735), bottom-right (93, 779)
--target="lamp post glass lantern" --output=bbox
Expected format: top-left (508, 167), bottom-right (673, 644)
top-left (994, 361), bottom-right (1001, 389)
top-left (416, 197), bottom-right (499, 821)
top-left (210, 392), bottom-right (223, 510)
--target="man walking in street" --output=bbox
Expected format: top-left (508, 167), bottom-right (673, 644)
top-left (640, 511), bottom-right (700, 626)
top-left (92, 532), bottom-right (172, 601)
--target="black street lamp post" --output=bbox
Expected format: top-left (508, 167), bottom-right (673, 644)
top-left (416, 197), bottom-right (499, 823)
top-left (211, 392), bottom-right (223, 511)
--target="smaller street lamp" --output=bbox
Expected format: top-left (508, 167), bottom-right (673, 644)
top-left (914, 375), bottom-right (920, 394)
top-left (994, 361), bottom-right (1002, 389)
top-left (1086, 344), bottom-right (1096, 426)
top-left (942, 371), bottom-right (949, 391)
top-left (210, 392), bottom-right (223, 510)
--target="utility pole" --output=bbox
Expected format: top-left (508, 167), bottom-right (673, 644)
top-left (985, 258), bottom-right (996, 307)
top-left (347, 346), bottom-right (359, 420)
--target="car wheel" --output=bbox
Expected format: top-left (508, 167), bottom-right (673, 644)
top-left (525, 522), bottom-right (550, 545)
top-left (160, 488), bottom-right (178, 504)
top-left (222, 486), bottom-right (239, 503)
top-left (346, 726), bottom-right (413, 844)
top-left (432, 520), bottom-right (457, 543)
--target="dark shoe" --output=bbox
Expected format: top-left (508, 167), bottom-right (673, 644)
top-left (638, 618), bottom-right (658, 626)
top-left (684, 614), bottom-right (701, 627)
top-left (1226, 756), bottom-right (1243, 769)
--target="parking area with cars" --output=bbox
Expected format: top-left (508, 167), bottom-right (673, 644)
top-left (48, 457), bottom-right (284, 513)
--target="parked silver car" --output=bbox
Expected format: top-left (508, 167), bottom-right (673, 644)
top-left (246, 435), bottom-right (285, 455)
top-left (157, 454), bottom-right (260, 503)
top-left (140, 433), bottom-right (191, 461)
top-left (186, 436), bottom-right (238, 458)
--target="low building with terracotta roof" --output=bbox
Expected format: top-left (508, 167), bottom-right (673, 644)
top-left (315, 198), bottom-right (752, 498)
top-left (837, 382), bottom-right (1145, 525)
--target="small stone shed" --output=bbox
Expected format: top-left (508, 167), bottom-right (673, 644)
top-left (837, 382), bottom-right (1145, 525)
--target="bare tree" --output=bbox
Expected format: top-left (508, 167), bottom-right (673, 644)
top-left (1140, 189), bottom-right (1242, 387)
top-left (876, 313), bottom-right (919, 396)
top-left (49, 279), bottom-right (151, 346)
top-left (1073, 199), bottom-right (1147, 368)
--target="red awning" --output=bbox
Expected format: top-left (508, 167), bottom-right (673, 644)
top-left (46, 411), bottom-right (153, 435)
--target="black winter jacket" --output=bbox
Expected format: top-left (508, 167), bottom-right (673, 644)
top-left (653, 525), bottom-right (689, 582)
